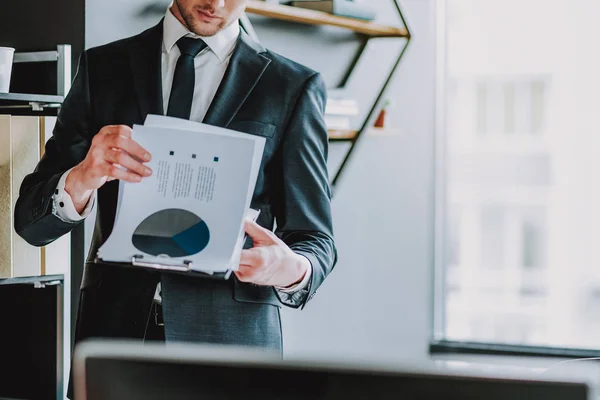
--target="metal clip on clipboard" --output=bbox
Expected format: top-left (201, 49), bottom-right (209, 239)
top-left (129, 254), bottom-right (229, 278)
top-left (131, 255), bottom-right (196, 273)
top-left (99, 209), bottom-right (261, 279)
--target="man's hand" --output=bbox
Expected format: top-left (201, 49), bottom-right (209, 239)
top-left (65, 125), bottom-right (152, 213)
top-left (236, 220), bottom-right (310, 288)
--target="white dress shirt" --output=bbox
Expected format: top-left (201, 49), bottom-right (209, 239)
top-left (52, 7), bottom-right (311, 293)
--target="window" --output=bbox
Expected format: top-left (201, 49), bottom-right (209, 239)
top-left (473, 79), bottom-right (547, 136)
top-left (435, 0), bottom-right (600, 351)
top-left (480, 206), bottom-right (505, 270)
top-left (445, 206), bottom-right (461, 268)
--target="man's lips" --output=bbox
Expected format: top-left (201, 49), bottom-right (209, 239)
top-left (196, 9), bottom-right (220, 20)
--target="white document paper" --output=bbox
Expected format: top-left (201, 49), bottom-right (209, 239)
top-left (98, 116), bottom-right (266, 274)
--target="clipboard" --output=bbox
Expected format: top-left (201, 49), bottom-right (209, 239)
top-left (95, 209), bottom-right (261, 281)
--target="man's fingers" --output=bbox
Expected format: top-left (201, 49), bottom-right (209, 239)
top-left (107, 133), bottom-right (151, 163)
top-left (239, 249), bottom-right (263, 268)
top-left (102, 125), bottom-right (133, 138)
top-left (122, 138), bottom-right (152, 163)
top-left (104, 162), bottom-right (143, 183)
top-left (244, 220), bottom-right (277, 245)
top-left (95, 125), bottom-right (152, 162)
top-left (99, 125), bottom-right (150, 163)
top-left (106, 148), bottom-right (152, 178)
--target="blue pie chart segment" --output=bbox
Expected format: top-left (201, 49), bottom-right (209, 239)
top-left (132, 209), bottom-right (210, 257)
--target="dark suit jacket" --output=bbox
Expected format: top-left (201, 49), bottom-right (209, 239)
top-left (13, 21), bottom-right (337, 311)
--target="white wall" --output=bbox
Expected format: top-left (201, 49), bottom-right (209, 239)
top-left (281, 0), bottom-right (437, 363)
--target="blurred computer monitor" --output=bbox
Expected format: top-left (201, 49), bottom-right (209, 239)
top-left (74, 340), bottom-right (597, 400)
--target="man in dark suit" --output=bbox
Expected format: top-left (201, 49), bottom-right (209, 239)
top-left (14, 0), bottom-right (336, 381)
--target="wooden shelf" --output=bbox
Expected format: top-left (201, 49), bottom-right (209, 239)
top-left (329, 129), bottom-right (358, 141)
top-left (328, 127), bottom-right (402, 141)
top-left (245, 1), bottom-right (409, 38)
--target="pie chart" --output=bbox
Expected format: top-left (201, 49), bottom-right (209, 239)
top-left (132, 209), bottom-right (210, 257)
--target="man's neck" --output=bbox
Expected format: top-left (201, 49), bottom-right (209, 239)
top-left (170, 3), bottom-right (189, 31)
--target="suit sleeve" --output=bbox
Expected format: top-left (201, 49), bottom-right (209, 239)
top-left (14, 51), bottom-right (93, 246)
top-left (273, 72), bottom-right (338, 309)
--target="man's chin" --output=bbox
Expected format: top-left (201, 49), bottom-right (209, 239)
top-left (190, 21), bottom-right (223, 37)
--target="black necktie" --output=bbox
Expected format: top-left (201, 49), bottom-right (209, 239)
top-left (167, 37), bottom-right (208, 120)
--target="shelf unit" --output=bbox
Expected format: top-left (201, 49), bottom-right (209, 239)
top-left (245, 1), bottom-right (408, 38)
top-left (0, 98), bottom-right (69, 400)
top-left (243, 1), bottom-right (411, 187)
top-left (0, 46), bottom-right (72, 400)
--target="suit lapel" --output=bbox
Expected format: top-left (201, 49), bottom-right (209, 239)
top-left (129, 20), bottom-right (165, 120)
top-left (203, 31), bottom-right (271, 127)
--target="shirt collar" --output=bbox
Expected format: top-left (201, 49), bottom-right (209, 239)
top-left (163, 5), bottom-right (240, 63)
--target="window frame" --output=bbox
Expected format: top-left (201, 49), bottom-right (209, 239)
top-left (430, 0), bottom-right (600, 359)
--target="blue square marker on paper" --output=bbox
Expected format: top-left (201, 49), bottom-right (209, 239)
top-left (213, 157), bottom-right (219, 162)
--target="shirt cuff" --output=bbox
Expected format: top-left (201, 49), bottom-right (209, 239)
top-left (53, 168), bottom-right (96, 223)
top-left (276, 255), bottom-right (312, 293)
